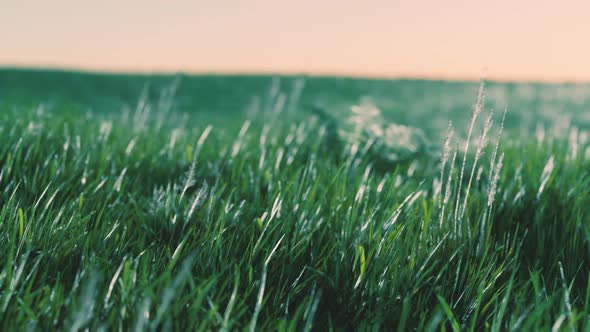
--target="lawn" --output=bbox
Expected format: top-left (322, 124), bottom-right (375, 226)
top-left (0, 68), bottom-right (589, 330)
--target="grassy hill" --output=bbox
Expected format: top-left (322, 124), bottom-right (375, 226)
top-left (0, 68), bottom-right (589, 330)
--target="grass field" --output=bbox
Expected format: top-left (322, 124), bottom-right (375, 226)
top-left (1, 68), bottom-right (589, 330)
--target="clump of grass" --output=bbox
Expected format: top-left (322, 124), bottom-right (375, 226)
top-left (0, 74), bottom-right (589, 331)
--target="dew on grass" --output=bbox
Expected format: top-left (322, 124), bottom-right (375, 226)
top-left (125, 138), bottom-right (137, 155)
top-left (196, 125), bottom-right (214, 154)
top-left (114, 167), bottom-right (128, 192)
top-left (537, 156), bottom-right (555, 200)
top-left (568, 126), bottom-right (579, 160)
top-left (99, 121), bottom-right (112, 142)
top-left (169, 128), bottom-right (182, 151)
top-left (487, 153), bottom-right (504, 207)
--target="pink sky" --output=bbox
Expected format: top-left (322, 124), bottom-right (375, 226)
top-left (2, 0), bottom-right (589, 81)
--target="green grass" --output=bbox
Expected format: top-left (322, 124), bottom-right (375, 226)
top-left (0, 69), bottom-right (589, 330)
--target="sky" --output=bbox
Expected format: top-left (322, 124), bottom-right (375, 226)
top-left (2, 0), bottom-right (590, 82)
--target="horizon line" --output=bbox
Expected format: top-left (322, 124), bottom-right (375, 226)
top-left (2, 64), bottom-right (590, 85)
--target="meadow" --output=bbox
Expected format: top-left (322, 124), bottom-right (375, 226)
top-left (0, 68), bottom-right (589, 330)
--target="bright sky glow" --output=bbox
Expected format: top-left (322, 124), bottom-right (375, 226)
top-left (2, 0), bottom-right (589, 81)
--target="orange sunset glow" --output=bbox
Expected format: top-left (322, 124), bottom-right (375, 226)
top-left (2, 0), bottom-right (589, 81)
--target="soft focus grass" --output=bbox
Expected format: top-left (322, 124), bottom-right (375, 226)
top-left (0, 70), bottom-right (589, 330)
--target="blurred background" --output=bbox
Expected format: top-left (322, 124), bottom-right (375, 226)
top-left (1, 0), bottom-right (589, 139)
